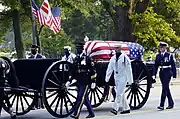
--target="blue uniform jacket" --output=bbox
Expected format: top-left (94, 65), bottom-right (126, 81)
top-left (72, 53), bottom-right (96, 85)
top-left (28, 54), bottom-right (44, 59)
top-left (153, 52), bottom-right (176, 78)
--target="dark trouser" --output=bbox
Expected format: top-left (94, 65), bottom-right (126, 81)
top-left (34, 93), bottom-right (44, 109)
top-left (73, 84), bottom-right (94, 118)
top-left (159, 69), bottom-right (174, 107)
top-left (105, 86), bottom-right (116, 100)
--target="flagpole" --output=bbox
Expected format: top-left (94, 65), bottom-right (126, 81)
top-left (30, 0), bottom-right (37, 45)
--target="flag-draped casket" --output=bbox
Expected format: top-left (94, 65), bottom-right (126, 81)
top-left (84, 41), bottom-right (144, 61)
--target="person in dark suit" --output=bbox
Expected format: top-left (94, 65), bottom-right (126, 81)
top-left (28, 44), bottom-right (46, 59)
top-left (153, 42), bottom-right (177, 110)
top-left (67, 42), bottom-right (96, 119)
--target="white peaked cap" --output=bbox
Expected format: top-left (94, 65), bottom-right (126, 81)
top-left (64, 46), bottom-right (71, 51)
top-left (84, 36), bottom-right (89, 42)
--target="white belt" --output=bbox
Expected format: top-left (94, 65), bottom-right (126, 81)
top-left (160, 66), bottom-right (171, 68)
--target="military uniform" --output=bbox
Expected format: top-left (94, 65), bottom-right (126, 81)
top-left (153, 42), bottom-right (176, 110)
top-left (61, 46), bottom-right (76, 63)
top-left (70, 42), bottom-right (95, 119)
top-left (28, 54), bottom-right (45, 59)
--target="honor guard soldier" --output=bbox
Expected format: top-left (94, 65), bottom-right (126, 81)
top-left (66, 41), bottom-right (96, 119)
top-left (153, 42), bottom-right (177, 110)
top-left (105, 45), bottom-right (133, 115)
top-left (61, 46), bottom-right (76, 63)
top-left (28, 44), bottom-right (46, 59)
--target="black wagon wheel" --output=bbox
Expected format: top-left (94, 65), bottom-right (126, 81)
top-left (88, 85), bottom-right (108, 108)
top-left (1, 56), bottom-right (36, 115)
top-left (3, 89), bottom-right (36, 115)
top-left (42, 61), bottom-right (78, 118)
top-left (125, 60), bottom-right (151, 110)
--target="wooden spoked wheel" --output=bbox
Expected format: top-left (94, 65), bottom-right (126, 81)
top-left (88, 85), bottom-right (108, 108)
top-left (125, 60), bottom-right (151, 109)
top-left (42, 61), bottom-right (78, 118)
top-left (3, 88), bottom-right (36, 115)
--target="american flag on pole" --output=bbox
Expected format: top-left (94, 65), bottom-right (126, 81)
top-left (51, 6), bottom-right (61, 34)
top-left (84, 41), bottom-right (144, 61)
top-left (31, 0), bottom-right (61, 34)
top-left (31, 0), bottom-right (45, 25)
top-left (40, 0), bottom-right (52, 26)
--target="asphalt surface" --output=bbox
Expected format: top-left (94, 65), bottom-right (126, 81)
top-left (1, 83), bottom-right (180, 119)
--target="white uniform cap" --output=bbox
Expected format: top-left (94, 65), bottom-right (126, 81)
top-left (159, 42), bottom-right (168, 47)
top-left (64, 46), bottom-right (71, 51)
top-left (114, 45), bottom-right (122, 49)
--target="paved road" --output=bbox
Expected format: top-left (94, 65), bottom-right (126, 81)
top-left (1, 85), bottom-right (180, 119)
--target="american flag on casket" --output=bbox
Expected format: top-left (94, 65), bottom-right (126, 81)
top-left (84, 41), bottom-right (144, 61)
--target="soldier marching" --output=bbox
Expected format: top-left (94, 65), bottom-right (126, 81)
top-left (153, 42), bottom-right (177, 110)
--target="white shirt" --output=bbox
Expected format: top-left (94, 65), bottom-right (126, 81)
top-left (61, 53), bottom-right (76, 63)
top-left (105, 53), bottom-right (133, 84)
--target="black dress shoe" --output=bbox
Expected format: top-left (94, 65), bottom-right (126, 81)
top-left (120, 110), bottom-right (130, 114)
top-left (110, 109), bottom-right (117, 115)
top-left (166, 106), bottom-right (173, 109)
top-left (157, 106), bottom-right (164, 110)
top-left (70, 115), bottom-right (78, 119)
top-left (86, 114), bottom-right (95, 118)
top-left (11, 115), bottom-right (16, 119)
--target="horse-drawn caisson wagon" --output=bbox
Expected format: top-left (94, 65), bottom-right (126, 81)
top-left (0, 40), bottom-right (154, 118)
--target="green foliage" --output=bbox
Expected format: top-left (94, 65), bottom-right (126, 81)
top-left (0, 47), bottom-right (10, 52)
top-left (40, 27), bottom-right (73, 57)
top-left (132, 7), bottom-right (179, 50)
top-left (153, 0), bottom-right (180, 36)
top-left (63, 9), bottom-right (113, 41)
top-left (0, 0), bottom-right (179, 57)
top-left (143, 50), bottom-right (156, 61)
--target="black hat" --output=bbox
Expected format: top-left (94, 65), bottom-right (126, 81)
top-left (31, 44), bottom-right (40, 49)
top-left (159, 42), bottom-right (168, 47)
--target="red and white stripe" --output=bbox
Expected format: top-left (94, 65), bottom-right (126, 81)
top-left (32, 9), bottom-right (38, 18)
top-left (40, 0), bottom-right (52, 26)
top-left (49, 16), bottom-right (61, 34)
top-left (84, 41), bottom-right (130, 61)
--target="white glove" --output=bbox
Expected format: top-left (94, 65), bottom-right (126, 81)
top-left (152, 75), bottom-right (155, 79)
top-left (71, 79), bottom-right (77, 84)
top-left (91, 83), bottom-right (96, 89)
top-left (172, 78), bottom-right (176, 80)
top-left (105, 77), bottom-right (109, 83)
top-left (65, 81), bottom-right (70, 88)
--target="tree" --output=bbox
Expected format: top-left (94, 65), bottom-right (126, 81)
top-left (132, 7), bottom-right (179, 50)
top-left (0, 0), bottom-right (27, 58)
top-left (0, 0), bottom-right (179, 57)
top-left (63, 9), bottom-right (114, 41)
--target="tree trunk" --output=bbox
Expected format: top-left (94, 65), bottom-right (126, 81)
top-left (12, 9), bottom-right (25, 59)
top-left (113, 5), bottom-right (134, 42)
